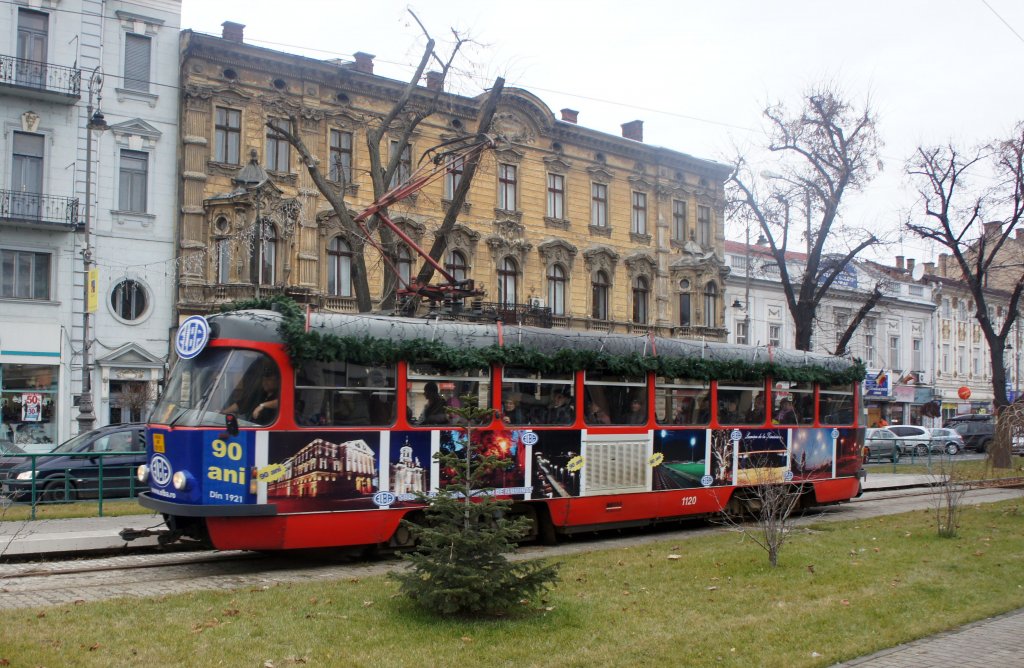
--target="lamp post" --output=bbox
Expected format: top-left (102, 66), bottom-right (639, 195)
top-left (743, 223), bottom-right (751, 343)
top-left (76, 67), bottom-right (107, 433)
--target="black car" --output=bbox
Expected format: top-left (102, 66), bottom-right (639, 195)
top-left (0, 439), bottom-right (30, 481)
top-left (943, 415), bottom-right (995, 452)
top-left (1, 423), bottom-right (146, 502)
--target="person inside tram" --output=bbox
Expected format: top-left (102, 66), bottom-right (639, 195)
top-left (502, 397), bottom-right (528, 425)
top-left (547, 390), bottom-right (575, 425)
top-left (585, 400), bottom-right (611, 425)
top-left (774, 397), bottom-right (799, 425)
top-left (225, 368), bottom-right (280, 424)
top-left (745, 393), bottom-right (766, 424)
top-left (418, 381), bottom-right (449, 425)
top-left (625, 398), bottom-right (646, 425)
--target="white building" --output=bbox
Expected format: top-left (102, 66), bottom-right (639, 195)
top-left (723, 241), bottom-right (939, 427)
top-left (0, 0), bottom-right (180, 448)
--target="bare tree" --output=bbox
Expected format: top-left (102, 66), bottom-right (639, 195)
top-left (118, 382), bottom-right (154, 422)
top-left (729, 85), bottom-right (884, 352)
top-left (906, 123), bottom-right (1024, 468)
top-left (266, 13), bottom-right (502, 313)
top-left (927, 457), bottom-right (971, 538)
top-left (719, 467), bottom-right (808, 568)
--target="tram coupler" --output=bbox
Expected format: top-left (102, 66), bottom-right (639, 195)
top-left (119, 526), bottom-right (182, 546)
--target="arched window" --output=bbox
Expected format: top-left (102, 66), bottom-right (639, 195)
top-left (632, 276), bottom-right (649, 324)
top-left (327, 237), bottom-right (353, 296)
top-left (679, 279), bottom-right (692, 327)
top-left (704, 281), bottom-right (718, 327)
top-left (216, 238), bottom-right (231, 284)
top-left (547, 264), bottom-right (567, 315)
top-left (498, 257), bottom-right (518, 307)
top-left (396, 246), bottom-right (413, 287)
top-left (251, 222), bottom-right (276, 285)
top-left (445, 250), bottom-right (468, 283)
top-left (592, 270), bottom-right (610, 320)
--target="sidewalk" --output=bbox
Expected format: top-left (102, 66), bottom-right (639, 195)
top-left (834, 607), bottom-right (1024, 667)
top-left (0, 512), bottom-right (165, 557)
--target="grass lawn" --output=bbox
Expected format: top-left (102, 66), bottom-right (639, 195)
top-left (0, 499), bottom-right (151, 523)
top-left (2, 499), bottom-right (1023, 667)
top-left (865, 454), bottom-right (1024, 478)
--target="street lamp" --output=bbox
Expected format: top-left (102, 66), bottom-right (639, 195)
top-left (76, 67), bottom-right (107, 433)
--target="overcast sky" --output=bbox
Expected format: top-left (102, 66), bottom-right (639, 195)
top-left (180, 0), bottom-right (1024, 264)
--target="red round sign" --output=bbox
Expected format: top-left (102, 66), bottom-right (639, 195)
top-left (958, 386), bottom-right (971, 400)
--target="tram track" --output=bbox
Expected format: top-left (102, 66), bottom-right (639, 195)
top-left (2, 482), bottom-right (1021, 610)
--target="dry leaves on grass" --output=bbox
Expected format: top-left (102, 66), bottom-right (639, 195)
top-left (192, 619), bottom-right (221, 633)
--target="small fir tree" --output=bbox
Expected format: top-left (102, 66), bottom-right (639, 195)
top-left (391, 396), bottom-right (559, 616)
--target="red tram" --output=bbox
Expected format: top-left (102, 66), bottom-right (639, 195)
top-left (138, 305), bottom-right (866, 550)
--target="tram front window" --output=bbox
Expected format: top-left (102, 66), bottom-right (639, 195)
top-left (152, 349), bottom-right (279, 427)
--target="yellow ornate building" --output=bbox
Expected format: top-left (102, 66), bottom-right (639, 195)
top-left (176, 24), bottom-right (731, 339)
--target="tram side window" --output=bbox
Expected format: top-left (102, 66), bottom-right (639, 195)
top-left (655, 377), bottom-right (710, 426)
top-left (584, 371), bottom-right (646, 426)
top-left (820, 383), bottom-right (855, 425)
top-left (716, 382), bottom-right (764, 426)
top-left (407, 364), bottom-right (491, 426)
top-left (294, 360), bottom-right (396, 426)
top-left (773, 380), bottom-right (814, 425)
top-left (502, 367), bottom-right (575, 426)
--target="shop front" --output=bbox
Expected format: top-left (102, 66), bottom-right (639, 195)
top-left (863, 368), bottom-right (892, 427)
top-left (0, 323), bottom-right (63, 451)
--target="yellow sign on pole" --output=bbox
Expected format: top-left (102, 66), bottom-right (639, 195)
top-left (87, 268), bottom-right (99, 313)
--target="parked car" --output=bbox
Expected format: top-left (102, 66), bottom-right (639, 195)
top-left (886, 425), bottom-right (934, 457)
top-left (926, 427), bottom-right (965, 455)
top-left (944, 415), bottom-right (995, 452)
top-left (0, 440), bottom-right (30, 482)
top-left (1, 423), bottom-right (146, 502)
top-left (864, 427), bottom-right (902, 463)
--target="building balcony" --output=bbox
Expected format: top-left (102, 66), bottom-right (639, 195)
top-left (0, 190), bottom-right (78, 229)
top-left (0, 55), bottom-right (81, 103)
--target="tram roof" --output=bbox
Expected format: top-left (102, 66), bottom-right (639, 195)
top-left (207, 309), bottom-right (856, 374)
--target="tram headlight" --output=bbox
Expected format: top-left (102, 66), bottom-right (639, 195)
top-left (137, 464), bottom-right (150, 483)
top-left (172, 470), bottom-right (195, 491)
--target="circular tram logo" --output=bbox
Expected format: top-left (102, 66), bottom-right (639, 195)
top-left (372, 491), bottom-right (397, 507)
top-left (175, 316), bottom-right (210, 360)
top-left (150, 454), bottom-right (172, 487)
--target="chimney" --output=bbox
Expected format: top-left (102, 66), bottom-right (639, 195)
top-left (1017, 229), bottom-right (1024, 241)
top-left (924, 261), bottom-right (936, 274)
top-left (353, 52), bottom-right (375, 74)
top-left (621, 120), bottom-right (643, 142)
top-left (906, 258), bottom-right (915, 275)
top-left (221, 21), bottom-right (245, 43)
top-left (984, 221), bottom-right (1002, 236)
top-left (895, 256), bottom-right (905, 271)
top-left (560, 108), bottom-right (579, 124)
top-left (425, 71), bottom-right (443, 92)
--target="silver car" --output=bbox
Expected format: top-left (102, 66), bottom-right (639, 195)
top-left (864, 428), bottom-right (902, 463)
top-left (927, 427), bottom-right (965, 455)
top-left (887, 425), bottom-right (936, 457)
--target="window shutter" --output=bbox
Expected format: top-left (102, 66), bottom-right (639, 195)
top-left (124, 34), bottom-right (151, 92)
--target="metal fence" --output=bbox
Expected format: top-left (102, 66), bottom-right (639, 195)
top-left (0, 450), bottom-right (146, 519)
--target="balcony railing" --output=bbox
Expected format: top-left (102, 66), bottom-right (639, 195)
top-left (449, 301), bottom-right (554, 328)
top-left (0, 55), bottom-right (81, 101)
top-left (0, 190), bottom-right (78, 229)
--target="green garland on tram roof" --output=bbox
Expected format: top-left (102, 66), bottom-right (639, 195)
top-left (220, 296), bottom-right (866, 385)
